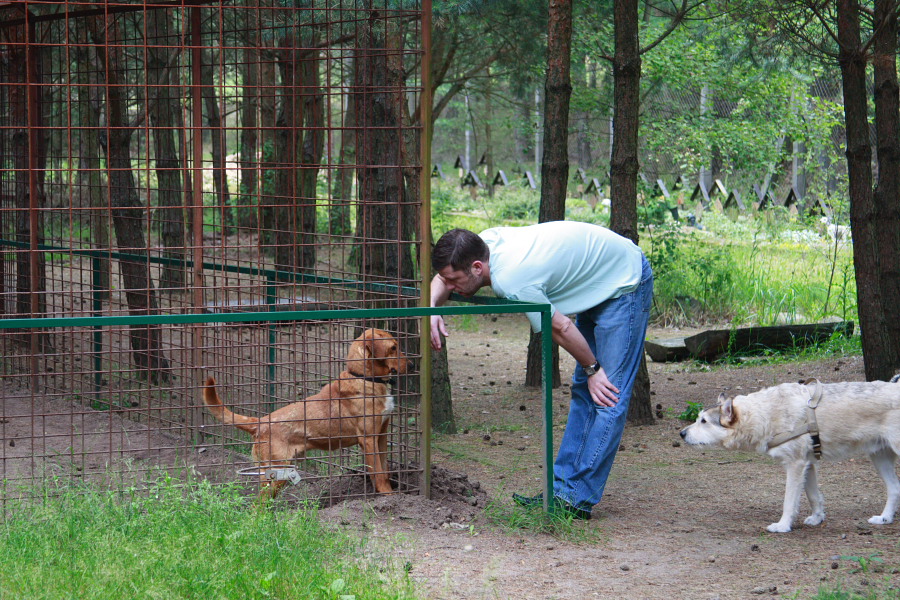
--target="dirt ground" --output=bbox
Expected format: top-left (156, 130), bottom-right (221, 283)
top-left (2, 312), bottom-right (899, 599)
top-left (321, 314), bottom-right (900, 600)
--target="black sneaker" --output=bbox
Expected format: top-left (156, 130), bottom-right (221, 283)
top-left (549, 496), bottom-right (592, 521)
top-left (512, 492), bottom-right (543, 508)
top-left (512, 492), bottom-right (592, 520)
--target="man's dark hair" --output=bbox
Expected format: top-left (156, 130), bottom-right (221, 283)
top-left (432, 228), bottom-right (489, 272)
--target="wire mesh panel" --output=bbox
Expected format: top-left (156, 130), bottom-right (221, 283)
top-left (0, 0), bottom-right (424, 504)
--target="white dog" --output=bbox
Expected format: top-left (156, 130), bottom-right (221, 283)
top-left (680, 377), bottom-right (900, 532)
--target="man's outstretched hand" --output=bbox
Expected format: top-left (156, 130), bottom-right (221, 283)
top-left (430, 315), bottom-right (449, 350)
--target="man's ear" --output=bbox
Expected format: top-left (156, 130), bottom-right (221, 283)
top-left (470, 260), bottom-right (484, 275)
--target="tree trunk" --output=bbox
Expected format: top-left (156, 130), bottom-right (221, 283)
top-left (9, 22), bottom-right (47, 337)
top-left (258, 53), bottom-right (278, 244)
top-left (525, 0), bottom-right (572, 389)
top-left (514, 86), bottom-right (534, 169)
top-left (872, 0), bottom-right (900, 374)
top-left (148, 8), bottom-right (187, 290)
top-left (76, 54), bottom-right (111, 299)
top-left (272, 36), bottom-right (305, 272)
top-left (297, 39), bottom-right (324, 273)
top-left (610, 0), bottom-right (653, 425)
top-left (330, 54), bottom-right (356, 237)
top-left (609, 0), bottom-right (641, 242)
top-left (89, 16), bottom-right (171, 383)
top-left (484, 75), bottom-right (495, 198)
top-left (201, 43), bottom-right (233, 234)
top-left (431, 336), bottom-right (456, 433)
top-left (838, 0), bottom-right (895, 381)
top-left (574, 53), bottom-right (593, 170)
top-left (237, 7), bottom-right (259, 230)
top-left (353, 15), bottom-right (414, 284)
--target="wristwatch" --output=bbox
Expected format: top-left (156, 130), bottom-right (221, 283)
top-left (582, 360), bottom-right (601, 376)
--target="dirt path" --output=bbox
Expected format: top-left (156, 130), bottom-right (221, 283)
top-left (322, 314), bottom-right (900, 600)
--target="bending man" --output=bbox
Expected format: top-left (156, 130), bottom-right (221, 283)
top-left (430, 221), bottom-right (653, 520)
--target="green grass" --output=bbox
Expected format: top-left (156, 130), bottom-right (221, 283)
top-left (809, 587), bottom-right (900, 600)
top-left (481, 493), bottom-right (606, 544)
top-left (0, 475), bottom-right (420, 600)
top-left (647, 211), bottom-right (858, 327)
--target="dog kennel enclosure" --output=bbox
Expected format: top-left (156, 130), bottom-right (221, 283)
top-left (0, 0), bottom-right (430, 504)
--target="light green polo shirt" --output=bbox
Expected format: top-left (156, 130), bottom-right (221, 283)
top-left (480, 221), bottom-right (644, 332)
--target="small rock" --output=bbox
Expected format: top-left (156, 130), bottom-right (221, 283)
top-left (672, 441), bottom-right (681, 447)
top-left (831, 562), bottom-right (839, 569)
top-left (619, 564), bottom-right (630, 571)
top-left (750, 544), bottom-right (760, 552)
top-left (483, 434), bottom-right (491, 441)
top-left (463, 544), bottom-right (474, 552)
top-left (707, 556), bottom-right (716, 563)
top-left (519, 405), bottom-right (527, 411)
top-left (750, 586), bottom-right (777, 595)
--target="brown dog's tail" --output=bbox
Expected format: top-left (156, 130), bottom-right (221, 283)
top-left (202, 377), bottom-right (259, 435)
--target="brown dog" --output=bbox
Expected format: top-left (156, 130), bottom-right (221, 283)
top-left (202, 328), bottom-right (410, 499)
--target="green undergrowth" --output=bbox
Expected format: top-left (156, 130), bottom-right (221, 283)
top-left (0, 475), bottom-right (419, 600)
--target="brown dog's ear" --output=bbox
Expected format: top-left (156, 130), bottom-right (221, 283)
top-left (362, 335), bottom-right (377, 359)
top-left (720, 396), bottom-right (736, 427)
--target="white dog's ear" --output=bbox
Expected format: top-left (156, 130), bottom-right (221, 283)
top-left (716, 392), bottom-right (726, 405)
top-left (720, 397), bottom-right (736, 427)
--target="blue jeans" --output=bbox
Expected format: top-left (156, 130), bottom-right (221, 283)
top-left (553, 255), bottom-right (653, 512)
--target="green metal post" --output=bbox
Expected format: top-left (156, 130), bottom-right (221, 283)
top-left (92, 256), bottom-right (102, 393)
top-left (541, 309), bottom-right (553, 513)
top-left (419, 0), bottom-right (433, 499)
top-left (266, 278), bottom-right (276, 412)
